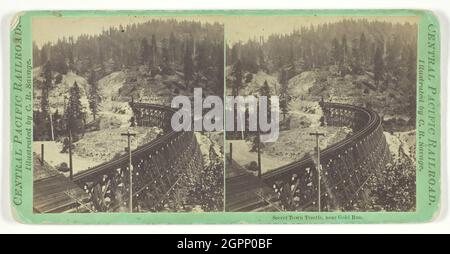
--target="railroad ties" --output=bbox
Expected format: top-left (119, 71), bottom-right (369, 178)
top-left (35, 102), bottom-right (204, 213)
top-left (35, 101), bottom-right (390, 213)
top-left (33, 154), bottom-right (91, 213)
top-left (225, 159), bottom-right (280, 212)
top-left (71, 102), bottom-right (203, 213)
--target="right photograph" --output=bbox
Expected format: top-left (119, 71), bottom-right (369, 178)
top-left (225, 16), bottom-right (418, 212)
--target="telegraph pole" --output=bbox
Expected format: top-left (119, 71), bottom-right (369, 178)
top-left (257, 133), bottom-right (262, 178)
top-left (309, 131), bottom-right (324, 212)
top-left (63, 96), bottom-right (67, 116)
top-left (41, 144), bottom-right (44, 166)
top-left (49, 111), bottom-right (55, 141)
top-left (121, 130), bottom-right (136, 212)
top-left (229, 142), bottom-right (233, 164)
top-left (68, 130), bottom-right (73, 180)
top-left (256, 103), bottom-right (262, 178)
top-left (64, 95), bottom-right (74, 180)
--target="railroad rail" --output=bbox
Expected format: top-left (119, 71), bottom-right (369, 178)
top-left (51, 99), bottom-right (388, 212)
top-left (228, 101), bottom-right (391, 211)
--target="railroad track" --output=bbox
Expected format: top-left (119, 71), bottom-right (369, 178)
top-left (71, 101), bottom-right (387, 212)
top-left (72, 102), bottom-right (203, 212)
top-left (73, 103), bottom-right (177, 182)
top-left (227, 102), bottom-right (390, 212)
top-left (262, 102), bottom-right (378, 181)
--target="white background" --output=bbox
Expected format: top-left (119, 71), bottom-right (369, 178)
top-left (1, 0), bottom-right (448, 234)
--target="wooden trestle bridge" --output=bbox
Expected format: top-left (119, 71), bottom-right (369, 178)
top-left (34, 102), bottom-right (203, 213)
top-left (225, 101), bottom-right (391, 212)
top-left (34, 100), bottom-right (390, 213)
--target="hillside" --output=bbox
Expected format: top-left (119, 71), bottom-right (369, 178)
top-left (74, 126), bottom-right (162, 163)
top-left (225, 68), bottom-right (414, 168)
top-left (33, 69), bottom-right (89, 113)
top-left (230, 67), bottom-right (415, 132)
top-left (263, 125), bottom-right (352, 163)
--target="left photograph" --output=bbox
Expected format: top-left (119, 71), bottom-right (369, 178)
top-left (32, 15), bottom-right (225, 213)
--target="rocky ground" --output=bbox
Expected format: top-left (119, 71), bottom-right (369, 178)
top-left (264, 125), bottom-right (352, 163)
top-left (73, 126), bottom-right (162, 163)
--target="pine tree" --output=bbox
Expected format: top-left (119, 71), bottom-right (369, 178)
top-left (37, 60), bottom-right (52, 140)
top-left (279, 70), bottom-right (289, 121)
top-left (259, 80), bottom-right (272, 120)
top-left (230, 44), bottom-right (239, 65)
top-left (41, 61), bottom-right (52, 115)
top-left (259, 80), bottom-right (271, 98)
top-left (67, 81), bottom-right (84, 136)
top-left (386, 35), bottom-right (401, 80)
top-left (373, 46), bottom-right (384, 89)
top-left (39, 44), bottom-right (50, 66)
top-left (359, 32), bottom-right (368, 66)
top-left (195, 40), bottom-right (209, 74)
top-left (215, 41), bottom-right (224, 97)
top-left (161, 38), bottom-right (171, 74)
top-left (88, 71), bottom-right (101, 120)
top-left (351, 38), bottom-right (361, 74)
top-left (139, 38), bottom-right (150, 65)
top-left (404, 44), bottom-right (417, 124)
top-left (247, 80), bottom-right (272, 153)
top-left (231, 59), bottom-right (243, 96)
top-left (258, 46), bottom-right (266, 71)
top-left (98, 47), bottom-right (105, 73)
top-left (33, 42), bottom-right (40, 67)
top-left (183, 37), bottom-right (194, 90)
top-left (331, 38), bottom-right (340, 66)
top-left (52, 50), bottom-right (68, 75)
top-left (288, 41), bottom-right (295, 67)
top-left (341, 35), bottom-right (348, 65)
top-left (68, 38), bottom-right (75, 68)
top-left (52, 109), bottom-right (64, 138)
top-left (151, 34), bottom-right (157, 67)
top-left (405, 45), bottom-right (416, 83)
top-left (241, 42), bottom-right (259, 73)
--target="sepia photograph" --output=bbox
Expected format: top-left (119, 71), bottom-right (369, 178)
top-left (32, 16), bottom-right (225, 213)
top-left (3, 0), bottom-right (445, 233)
top-left (29, 13), bottom-right (422, 215)
top-left (224, 16), bottom-right (418, 212)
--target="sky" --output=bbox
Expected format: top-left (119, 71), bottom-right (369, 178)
top-left (32, 15), bottom-right (419, 48)
top-left (32, 15), bottom-right (226, 47)
top-left (225, 15), bottom-right (419, 45)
